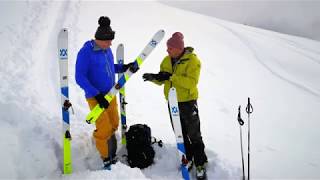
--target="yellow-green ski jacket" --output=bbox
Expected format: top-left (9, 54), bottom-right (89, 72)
top-left (153, 47), bottom-right (201, 102)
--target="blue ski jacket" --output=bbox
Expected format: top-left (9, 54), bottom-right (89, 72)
top-left (76, 40), bottom-right (123, 98)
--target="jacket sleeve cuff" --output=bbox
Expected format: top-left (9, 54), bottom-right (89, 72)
top-left (87, 90), bottom-right (100, 98)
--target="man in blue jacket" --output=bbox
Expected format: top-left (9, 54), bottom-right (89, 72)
top-left (75, 16), bottom-right (138, 169)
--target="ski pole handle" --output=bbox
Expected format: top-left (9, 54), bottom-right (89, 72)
top-left (246, 97), bottom-right (253, 114)
top-left (237, 106), bottom-right (244, 126)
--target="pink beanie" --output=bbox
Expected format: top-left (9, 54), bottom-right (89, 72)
top-left (167, 32), bottom-right (184, 50)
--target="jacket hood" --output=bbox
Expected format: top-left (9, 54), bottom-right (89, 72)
top-left (82, 40), bottom-right (94, 50)
top-left (83, 40), bottom-right (109, 52)
top-left (184, 46), bottom-right (194, 55)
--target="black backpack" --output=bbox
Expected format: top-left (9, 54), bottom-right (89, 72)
top-left (125, 124), bottom-right (162, 169)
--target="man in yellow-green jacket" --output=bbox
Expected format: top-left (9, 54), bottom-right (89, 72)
top-left (143, 32), bottom-right (207, 180)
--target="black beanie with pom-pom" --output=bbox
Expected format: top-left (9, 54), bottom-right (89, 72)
top-left (95, 16), bottom-right (115, 40)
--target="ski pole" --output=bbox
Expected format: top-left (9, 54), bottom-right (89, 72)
top-left (246, 98), bottom-right (253, 180)
top-left (237, 106), bottom-right (245, 180)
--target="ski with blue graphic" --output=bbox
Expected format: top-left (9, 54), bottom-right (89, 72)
top-left (168, 87), bottom-right (190, 180)
top-left (116, 44), bottom-right (127, 145)
top-left (58, 28), bottom-right (72, 174)
top-left (86, 29), bottom-right (165, 124)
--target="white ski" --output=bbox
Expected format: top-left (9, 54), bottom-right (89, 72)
top-left (116, 44), bottom-right (127, 145)
top-left (168, 87), bottom-right (190, 180)
top-left (58, 28), bottom-right (72, 174)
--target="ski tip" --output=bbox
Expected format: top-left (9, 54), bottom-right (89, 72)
top-left (170, 87), bottom-right (176, 91)
top-left (118, 43), bottom-right (124, 47)
top-left (59, 28), bottom-right (68, 38)
top-left (158, 29), bottom-right (165, 35)
top-left (60, 28), bottom-right (68, 32)
top-left (154, 29), bottom-right (165, 37)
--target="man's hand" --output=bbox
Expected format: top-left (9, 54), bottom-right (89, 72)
top-left (123, 62), bottom-right (139, 73)
top-left (94, 93), bottom-right (109, 109)
top-left (156, 72), bottom-right (172, 81)
top-left (143, 73), bottom-right (157, 81)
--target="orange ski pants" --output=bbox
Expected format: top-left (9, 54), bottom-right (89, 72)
top-left (86, 98), bottom-right (119, 159)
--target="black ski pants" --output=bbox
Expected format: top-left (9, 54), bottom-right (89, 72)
top-left (168, 100), bottom-right (208, 167)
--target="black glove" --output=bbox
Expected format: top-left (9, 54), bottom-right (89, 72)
top-left (123, 62), bottom-right (139, 73)
top-left (156, 72), bottom-right (172, 81)
top-left (95, 93), bottom-right (109, 109)
top-left (143, 73), bottom-right (158, 81)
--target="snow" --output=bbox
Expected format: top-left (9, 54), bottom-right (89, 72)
top-left (161, 1), bottom-right (320, 41)
top-left (1, 1), bottom-right (320, 179)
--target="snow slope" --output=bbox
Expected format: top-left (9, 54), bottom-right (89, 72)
top-left (162, 1), bottom-right (320, 41)
top-left (0, 1), bottom-right (320, 179)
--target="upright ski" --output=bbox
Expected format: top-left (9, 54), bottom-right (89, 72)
top-left (58, 28), bottom-right (72, 174)
top-left (116, 44), bottom-right (127, 145)
top-left (86, 29), bottom-right (165, 124)
top-left (168, 87), bottom-right (190, 180)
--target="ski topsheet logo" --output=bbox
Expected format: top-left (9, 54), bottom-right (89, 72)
top-left (171, 106), bottom-right (179, 116)
top-left (150, 39), bottom-right (158, 47)
top-left (60, 48), bottom-right (68, 59)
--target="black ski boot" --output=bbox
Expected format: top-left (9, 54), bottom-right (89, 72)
top-left (103, 157), bottom-right (112, 170)
top-left (196, 165), bottom-right (207, 180)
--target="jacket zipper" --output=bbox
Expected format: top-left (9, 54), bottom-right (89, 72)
top-left (104, 51), bottom-right (114, 84)
top-left (170, 58), bottom-right (181, 88)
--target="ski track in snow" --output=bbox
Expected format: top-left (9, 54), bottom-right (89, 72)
top-left (213, 21), bottom-right (320, 99)
top-left (242, 26), bottom-right (320, 65)
top-left (256, 29), bottom-right (320, 57)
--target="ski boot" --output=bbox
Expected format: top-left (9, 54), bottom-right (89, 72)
top-left (196, 165), bottom-right (207, 180)
top-left (103, 157), bottom-right (112, 170)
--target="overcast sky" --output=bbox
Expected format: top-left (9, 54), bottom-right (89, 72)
top-left (161, 1), bottom-right (320, 41)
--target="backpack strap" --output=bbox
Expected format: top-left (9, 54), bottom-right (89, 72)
top-left (151, 137), bottom-right (163, 147)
